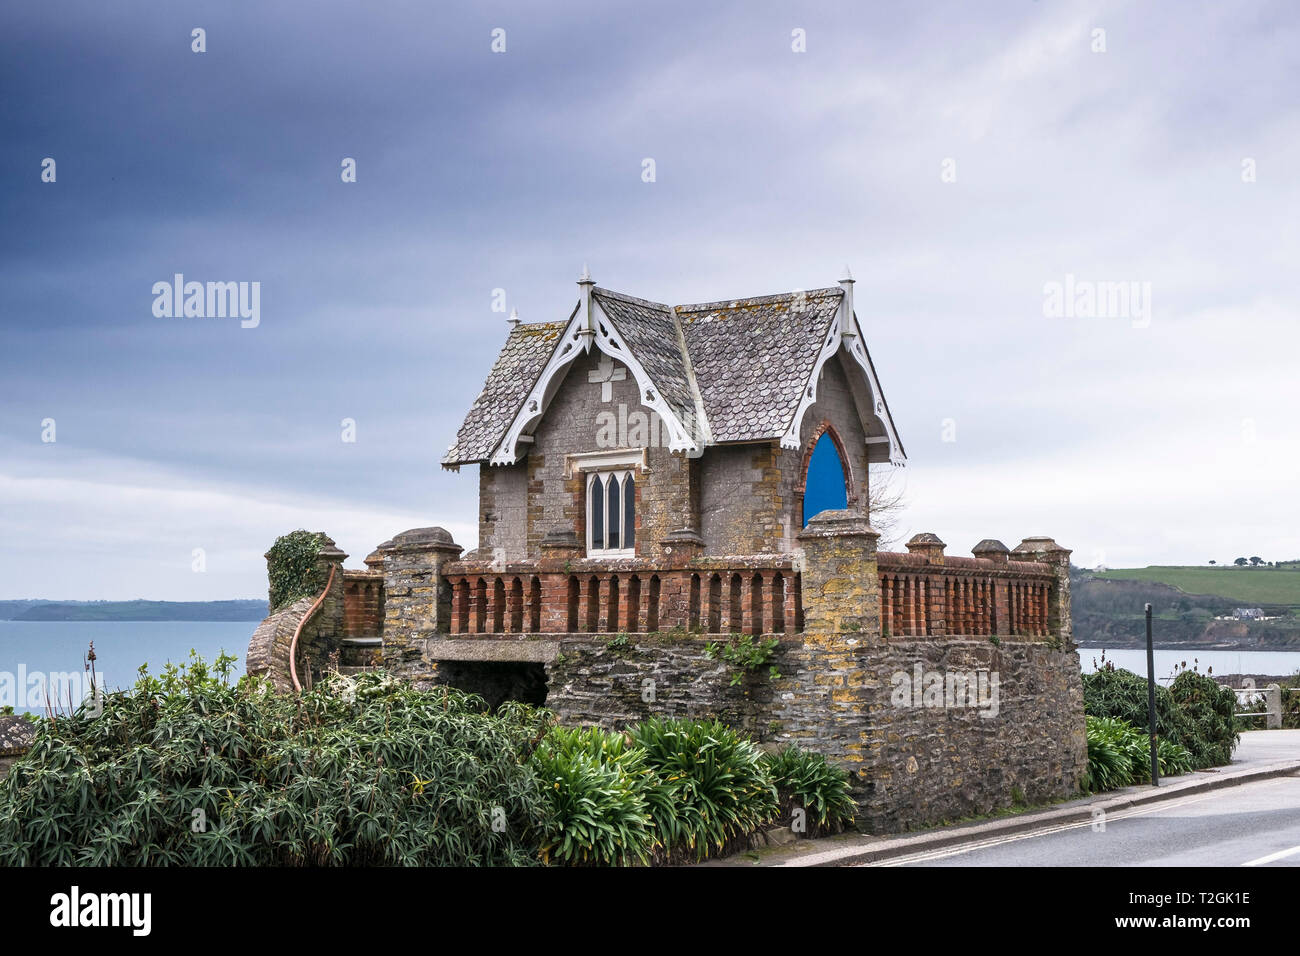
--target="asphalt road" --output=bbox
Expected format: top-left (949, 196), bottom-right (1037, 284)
top-left (871, 774), bottom-right (1300, 867)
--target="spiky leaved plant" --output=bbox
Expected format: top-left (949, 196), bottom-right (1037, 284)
top-left (0, 653), bottom-right (554, 866)
top-left (532, 725), bottom-right (656, 866)
top-left (629, 716), bottom-right (778, 861)
top-left (760, 745), bottom-right (857, 836)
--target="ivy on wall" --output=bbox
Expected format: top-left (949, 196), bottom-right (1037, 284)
top-left (266, 530), bottom-right (327, 612)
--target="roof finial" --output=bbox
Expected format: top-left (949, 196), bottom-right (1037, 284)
top-left (507, 307), bottom-right (520, 328)
top-left (577, 263), bottom-right (596, 348)
top-left (839, 265), bottom-right (856, 334)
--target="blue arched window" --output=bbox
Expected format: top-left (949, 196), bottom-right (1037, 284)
top-left (802, 432), bottom-right (848, 526)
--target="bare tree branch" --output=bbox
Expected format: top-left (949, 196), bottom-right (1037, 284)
top-left (867, 465), bottom-right (909, 550)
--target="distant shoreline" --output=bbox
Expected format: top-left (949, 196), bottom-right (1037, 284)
top-left (1076, 639), bottom-right (1300, 652)
top-left (0, 599), bottom-right (267, 623)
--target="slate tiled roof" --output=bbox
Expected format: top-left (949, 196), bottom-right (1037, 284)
top-left (441, 282), bottom-right (895, 466)
top-left (592, 290), bottom-right (700, 441)
top-left (443, 319), bottom-right (567, 465)
top-left (677, 287), bottom-right (842, 443)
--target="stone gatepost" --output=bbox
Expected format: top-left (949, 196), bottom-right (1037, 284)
top-left (793, 509), bottom-right (882, 807)
top-left (1013, 536), bottom-right (1073, 646)
top-left (295, 537), bottom-right (348, 686)
top-left (1264, 684), bottom-right (1282, 730)
top-left (796, 510), bottom-right (882, 635)
top-left (380, 527), bottom-right (463, 677)
top-left (316, 537), bottom-right (348, 621)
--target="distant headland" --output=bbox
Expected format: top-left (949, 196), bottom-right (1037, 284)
top-left (0, 599), bottom-right (268, 622)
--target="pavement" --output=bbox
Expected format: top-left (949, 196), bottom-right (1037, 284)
top-left (704, 729), bottom-right (1300, 867)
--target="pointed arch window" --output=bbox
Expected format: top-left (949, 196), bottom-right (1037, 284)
top-left (587, 469), bottom-right (636, 556)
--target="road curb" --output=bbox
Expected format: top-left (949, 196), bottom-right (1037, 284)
top-left (768, 759), bottom-right (1300, 867)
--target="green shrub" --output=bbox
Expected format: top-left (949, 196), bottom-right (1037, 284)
top-left (534, 720), bottom-right (819, 865)
top-left (1156, 738), bottom-right (1195, 776)
top-left (760, 745), bottom-right (857, 836)
top-left (1082, 664), bottom-right (1238, 770)
top-left (0, 654), bottom-right (553, 866)
top-left (630, 716), bottom-right (778, 860)
top-left (1168, 669), bottom-right (1239, 768)
top-left (265, 530), bottom-right (327, 611)
top-left (1281, 675), bottom-right (1300, 729)
top-left (1085, 715), bottom-right (1141, 792)
top-left (1084, 715), bottom-right (1195, 793)
top-left (704, 634), bottom-right (781, 686)
top-left (1123, 732), bottom-right (1196, 781)
top-left (532, 726), bottom-right (655, 866)
top-left (1082, 666), bottom-right (1191, 746)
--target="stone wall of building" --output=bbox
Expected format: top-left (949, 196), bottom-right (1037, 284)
top-left (479, 463), bottom-right (528, 561)
top-left (855, 637), bottom-right (1087, 831)
top-left (541, 630), bottom-right (1085, 831)
top-left (545, 636), bottom-right (800, 741)
top-left (699, 443), bottom-right (786, 555)
top-left (520, 349), bottom-right (694, 558)
top-left (698, 356), bottom-right (871, 557)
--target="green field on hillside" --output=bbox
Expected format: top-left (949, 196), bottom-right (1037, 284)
top-left (1093, 566), bottom-right (1300, 605)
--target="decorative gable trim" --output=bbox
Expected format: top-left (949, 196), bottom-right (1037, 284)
top-left (489, 288), bottom-right (701, 466)
top-left (672, 308), bottom-right (714, 448)
top-left (841, 314), bottom-right (906, 465)
top-left (779, 308), bottom-right (844, 451)
top-left (780, 278), bottom-right (905, 465)
top-left (490, 310), bottom-right (588, 466)
top-left (590, 299), bottom-right (701, 456)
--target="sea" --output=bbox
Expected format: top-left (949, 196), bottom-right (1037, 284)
top-left (1, 620), bottom-right (252, 713)
top-left (1078, 647), bottom-right (1300, 684)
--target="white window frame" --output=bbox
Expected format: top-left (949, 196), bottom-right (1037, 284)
top-left (585, 468), bottom-right (637, 557)
top-left (563, 447), bottom-right (648, 479)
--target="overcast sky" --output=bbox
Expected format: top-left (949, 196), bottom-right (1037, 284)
top-left (2, 0), bottom-right (1297, 600)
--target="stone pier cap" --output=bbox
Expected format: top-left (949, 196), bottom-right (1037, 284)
top-left (796, 509), bottom-right (881, 541)
top-left (381, 526), bottom-right (462, 555)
